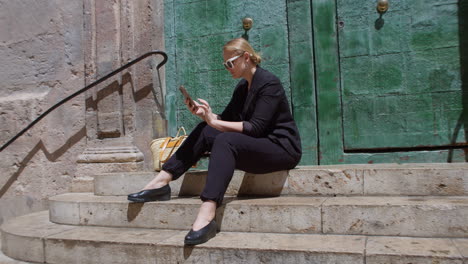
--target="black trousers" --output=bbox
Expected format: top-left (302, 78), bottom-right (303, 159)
top-left (162, 122), bottom-right (300, 206)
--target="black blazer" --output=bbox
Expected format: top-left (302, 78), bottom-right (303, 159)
top-left (220, 66), bottom-right (302, 159)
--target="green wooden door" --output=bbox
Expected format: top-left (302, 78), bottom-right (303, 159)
top-left (164, 0), bottom-right (319, 165)
top-left (314, 0), bottom-right (468, 164)
top-left (162, 0), bottom-right (466, 165)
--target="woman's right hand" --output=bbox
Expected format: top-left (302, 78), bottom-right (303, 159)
top-left (185, 98), bottom-right (205, 118)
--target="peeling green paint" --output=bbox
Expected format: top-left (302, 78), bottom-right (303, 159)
top-left (313, 0), bottom-right (343, 164)
top-left (338, 0), bottom-right (465, 153)
top-left (287, 0), bottom-right (318, 165)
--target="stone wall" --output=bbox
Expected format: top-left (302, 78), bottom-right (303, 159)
top-left (0, 0), bottom-right (165, 225)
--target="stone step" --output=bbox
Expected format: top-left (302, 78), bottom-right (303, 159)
top-left (0, 234), bottom-right (35, 264)
top-left (93, 163), bottom-right (468, 197)
top-left (49, 193), bottom-right (468, 238)
top-left (2, 211), bottom-right (467, 264)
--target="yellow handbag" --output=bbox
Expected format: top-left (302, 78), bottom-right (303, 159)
top-left (150, 127), bottom-right (187, 171)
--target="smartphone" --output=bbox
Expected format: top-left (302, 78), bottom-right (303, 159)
top-left (179, 85), bottom-right (198, 110)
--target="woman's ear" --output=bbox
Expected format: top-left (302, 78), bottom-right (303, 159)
top-left (244, 52), bottom-right (251, 63)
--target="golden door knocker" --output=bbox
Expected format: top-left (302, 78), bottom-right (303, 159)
top-left (377, 0), bottom-right (389, 14)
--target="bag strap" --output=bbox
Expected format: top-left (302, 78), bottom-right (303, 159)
top-left (175, 126), bottom-right (186, 137)
top-left (158, 137), bottom-right (172, 167)
top-left (159, 127), bottom-right (188, 165)
top-left (160, 135), bottom-right (187, 163)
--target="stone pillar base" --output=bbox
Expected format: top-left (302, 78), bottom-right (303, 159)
top-left (72, 144), bottom-right (145, 193)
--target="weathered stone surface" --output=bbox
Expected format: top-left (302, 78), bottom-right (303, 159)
top-left (77, 146), bottom-right (145, 163)
top-left (3, 210), bottom-right (468, 264)
top-left (70, 176), bottom-right (94, 193)
top-left (238, 171), bottom-right (289, 196)
top-left (221, 197), bottom-right (324, 233)
top-left (0, 1), bottom-right (83, 96)
top-left (75, 143), bottom-right (146, 180)
top-left (366, 236), bottom-right (464, 264)
top-left (49, 194), bottom-right (85, 225)
top-left (97, 169), bottom-right (283, 197)
top-left (156, 232), bottom-right (366, 264)
top-left (1, 232), bottom-right (44, 263)
top-left (322, 196), bottom-right (468, 237)
top-left (82, 0), bottom-right (166, 173)
top-left (453, 239), bottom-right (468, 260)
top-left (364, 167), bottom-right (468, 196)
top-left (45, 227), bottom-right (178, 264)
top-left (49, 193), bottom-right (200, 229)
top-left (0, 0), bottom-right (86, 225)
top-left (0, 194), bottom-right (48, 228)
top-left (48, 193), bottom-right (468, 238)
top-left (93, 170), bottom-right (210, 196)
top-left (93, 164), bottom-right (468, 197)
top-left (0, 238), bottom-right (34, 264)
top-left (0, 0), bottom-right (166, 227)
top-left (94, 172), bottom-right (154, 196)
top-left (177, 170), bottom-right (245, 197)
top-left (80, 196), bottom-right (202, 230)
top-left (288, 167), bottom-right (363, 195)
top-left (0, 211), bottom-right (74, 263)
top-left (49, 193), bottom-right (324, 233)
top-left (74, 162), bottom-right (145, 178)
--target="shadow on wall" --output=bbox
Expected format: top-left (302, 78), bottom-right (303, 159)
top-left (448, 1), bottom-right (468, 162)
top-left (84, 72), bottom-right (161, 136)
top-left (0, 65), bottom-right (162, 203)
top-left (83, 72), bottom-right (155, 111)
top-left (82, 73), bottom-right (154, 114)
top-left (0, 78), bottom-right (123, 201)
top-left (0, 79), bottom-right (122, 201)
top-left (0, 126), bottom-right (87, 200)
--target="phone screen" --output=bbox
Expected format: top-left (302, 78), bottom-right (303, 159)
top-left (179, 85), bottom-right (197, 109)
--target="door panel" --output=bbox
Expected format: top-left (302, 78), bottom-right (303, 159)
top-left (314, 0), bottom-right (467, 164)
top-left (337, 0), bottom-right (465, 150)
top-left (287, 0), bottom-right (318, 165)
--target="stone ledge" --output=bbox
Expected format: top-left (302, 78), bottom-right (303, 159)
top-left (1, 211), bottom-right (467, 264)
top-left (48, 193), bottom-right (468, 237)
top-left (93, 163), bottom-right (468, 197)
top-left (366, 236), bottom-right (465, 263)
top-left (49, 193), bottom-right (325, 234)
top-left (70, 176), bottom-right (94, 193)
top-left (0, 233), bottom-right (36, 264)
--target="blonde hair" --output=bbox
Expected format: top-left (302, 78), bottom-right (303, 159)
top-left (223, 38), bottom-right (262, 65)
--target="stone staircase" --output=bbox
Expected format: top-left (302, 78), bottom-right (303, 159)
top-left (1, 163), bottom-right (468, 263)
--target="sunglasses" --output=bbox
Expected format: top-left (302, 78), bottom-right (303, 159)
top-left (223, 53), bottom-right (243, 69)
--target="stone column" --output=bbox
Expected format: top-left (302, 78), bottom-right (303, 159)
top-left (73, 0), bottom-right (166, 191)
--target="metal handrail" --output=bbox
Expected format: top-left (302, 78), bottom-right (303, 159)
top-left (0, 50), bottom-right (168, 152)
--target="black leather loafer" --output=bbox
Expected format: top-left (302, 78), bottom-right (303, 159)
top-left (127, 185), bottom-right (171, 202)
top-left (184, 220), bottom-right (217, 245)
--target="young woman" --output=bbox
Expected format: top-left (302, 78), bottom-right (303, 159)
top-left (128, 38), bottom-right (302, 245)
